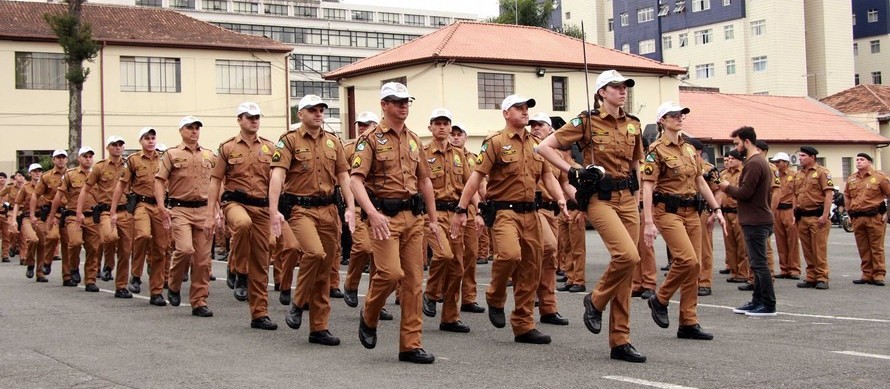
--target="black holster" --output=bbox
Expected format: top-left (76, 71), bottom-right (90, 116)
top-left (92, 203), bottom-right (109, 223)
top-left (278, 194), bottom-right (294, 218)
top-left (60, 209), bottom-right (73, 226)
top-left (126, 193), bottom-right (138, 214)
top-left (334, 185), bottom-right (347, 222)
top-left (479, 201), bottom-right (496, 228)
top-left (38, 205), bottom-right (51, 222)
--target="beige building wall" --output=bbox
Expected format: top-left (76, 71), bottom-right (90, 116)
top-left (0, 40), bottom-right (288, 174)
top-left (561, 0), bottom-right (613, 47)
top-left (855, 35), bottom-right (890, 85)
top-left (804, 0), bottom-right (855, 99)
top-left (334, 62), bottom-right (680, 152)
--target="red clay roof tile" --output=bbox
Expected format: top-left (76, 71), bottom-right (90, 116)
top-left (820, 84), bottom-right (890, 116)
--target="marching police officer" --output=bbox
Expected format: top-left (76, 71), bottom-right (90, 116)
top-left (12, 163), bottom-right (45, 281)
top-left (63, 148), bottom-right (101, 291)
top-left (30, 150), bottom-right (68, 282)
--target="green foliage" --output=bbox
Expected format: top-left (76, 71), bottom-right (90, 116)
top-left (43, 7), bottom-right (100, 85)
top-left (561, 24), bottom-right (585, 39)
top-left (492, 0), bottom-right (554, 28)
top-left (37, 156), bottom-right (54, 171)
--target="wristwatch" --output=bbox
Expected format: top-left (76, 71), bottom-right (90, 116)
top-left (454, 206), bottom-right (468, 214)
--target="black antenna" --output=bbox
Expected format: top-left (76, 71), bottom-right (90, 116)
top-left (581, 21), bottom-right (591, 118)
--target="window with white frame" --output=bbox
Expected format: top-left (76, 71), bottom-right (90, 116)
top-left (232, 1), bottom-right (258, 14)
top-left (202, 0), bottom-right (226, 12)
top-left (264, 3), bottom-right (286, 16)
top-left (621, 43), bottom-right (630, 52)
top-left (638, 7), bottom-right (654, 23)
top-left (694, 29), bottom-right (713, 45)
top-left (674, 1), bottom-right (686, 13)
top-left (477, 72), bottom-right (514, 109)
top-left (323, 8), bottom-right (346, 20)
top-left (290, 81), bottom-right (338, 99)
top-left (871, 40), bottom-right (880, 53)
top-left (639, 39), bottom-right (656, 54)
top-left (752, 56), bottom-right (767, 72)
top-left (294, 6), bottom-right (317, 18)
top-left (620, 13), bottom-right (629, 26)
top-left (404, 14), bottom-right (425, 25)
top-left (868, 9), bottom-right (879, 23)
top-left (723, 0), bottom-right (731, 5)
top-left (695, 63), bottom-right (715, 79)
top-left (679, 32), bottom-right (688, 47)
top-left (725, 59), bottom-right (736, 75)
top-left (873, 71), bottom-right (883, 84)
top-left (379, 12), bottom-right (399, 24)
top-left (658, 4), bottom-right (670, 17)
top-left (724, 25), bottom-right (734, 40)
top-left (351, 10), bottom-right (373, 21)
top-left (169, 0), bottom-right (194, 9)
top-left (431, 16), bottom-right (451, 26)
top-left (120, 56), bottom-right (181, 93)
top-left (692, 0), bottom-right (710, 12)
top-left (608, 19), bottom-right (614, 31)
top-left (14, 52), bottom-right (67, 90)
top-left (216, 60), bottom-right (271, 95)
top-left (751, 20), bottom-right (765, 36)
top-left (662, 36), bottom-right (672, 50)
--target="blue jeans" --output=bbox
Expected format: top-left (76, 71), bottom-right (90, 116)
top-left (742, 224), bottom-right (776, 307)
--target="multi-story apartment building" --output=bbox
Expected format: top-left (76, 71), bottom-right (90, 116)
top-left (558, 0), bottom-right (854, 99)
top-left (84, 0), bottom-right (476, 134)
top-left (853, 0), bottom-right (889, 86)
top-left (551, 0), bottom-right (613, 46)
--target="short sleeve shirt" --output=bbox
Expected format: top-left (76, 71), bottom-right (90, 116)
top-left (423, 141), bottom-right (471, 202)
top-left (59, 167), bottom-right (94, 209)
top-left (719, 167), bottom-right (742, 208)
top-left (86, 158), bottom-right (126, 206)
top-left (14, 182), bottom-right (36, 208)
top-left (213, 133), bottom-right (275, 198)
top-left (844, 168), bottom-right (890, 212)
top-left (271, 126), bottom-right (348, 197)
top-left (475, 129), bottom-right (546, 203)
top-left (777, 167), bottom-right (796, 204)
top-left (156, 143), bottom-right (213, 202)
top-left (34, 168), bottom-right (66, 207)
top-left (120, 150), bottom-right (160, 197)
top-left (640, 137), bottom-right (702, 197)
top-left (553, 109), bottom-right (644, 180)
top-left (350, 120), bottom-right (429, 200)
top-left (793, 164), bottom-right (833, 209)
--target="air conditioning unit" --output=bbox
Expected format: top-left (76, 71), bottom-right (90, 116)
top-left (789, 153), bottom-right (799, 165)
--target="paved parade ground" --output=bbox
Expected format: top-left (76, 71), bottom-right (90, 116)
top-left (1, 225), bottom-right (889, 388)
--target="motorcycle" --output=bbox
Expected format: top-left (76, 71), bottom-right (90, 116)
top-left (829, 191), bottom-right (853, 233)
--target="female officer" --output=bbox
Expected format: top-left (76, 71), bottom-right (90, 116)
top-left (537, 70), bottom-right (646, 363)
top-left (641, 102), bottom-right (726, 341)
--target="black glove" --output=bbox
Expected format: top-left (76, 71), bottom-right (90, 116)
top-left (706, 167), bottom-right (721, 184)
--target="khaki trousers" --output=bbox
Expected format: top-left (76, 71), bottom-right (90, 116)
top-left (654, 204), bottom-right (702, 326)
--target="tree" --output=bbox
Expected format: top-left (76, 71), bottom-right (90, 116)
top-left (43, 0), bottom-right (101, 162)
top-left (561, 24), bottom-right (585, 40)
top-left (491, 0), bottom-right (555, 28)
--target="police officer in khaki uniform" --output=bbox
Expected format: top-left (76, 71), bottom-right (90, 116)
top-left (30, 150), bottom-right (68, 282)
top-left (0, 172), bottom-right (9, 263)
top-left (754, 140), bottom-right (779, 279)
top-left (770, 152), bottom-right (801, 279)
top-left (449, 123), bottom-right (486, 314)
top-left (792, 146), bottom-right (833, 290)
top-left (642, 102), bottom-right (725, 342)
top-left (12, 164), bottom-right (45, 281)
top-left (633, 183), bottom-right (657, 300)
top-left (2, 172), bottom-right (25, 263)
top-left (79, 136), bottom-right (134, 298)
top-left (538, 70), bottom-right (645, 362)
top-left (111, 127), bottom-right (169, 305)
top-left (692, 139), bottom-right (720, 296)
top-left (155, 116), bottom-right (215, 316)
top-left (60, 147), bottom-right (101, 291)
top-left (420, 108), bottom-right (477, 333)
top-left (208, 102), bottom-right (279, 329)
top-left (844, 153), bottom-right (890, 286)
top-left (718, 150), bottom-right (750, 286)
top-left (452, 94), bottom-right (567, 346)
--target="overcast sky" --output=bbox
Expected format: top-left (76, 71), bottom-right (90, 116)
top-left (342, 0), bottom-right (500, 18)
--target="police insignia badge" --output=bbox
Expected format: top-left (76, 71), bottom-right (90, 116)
top-left (352, 156), bottom-right (362, 169)
top-left (827, 179), bottom-right (834, 187)
top-left (276, 140), bottom-right (285, 148)
top-left (272, 150), bottom-right (281, 162)
top-left (643, 164), bottom-right (654, 175)
top-left (686, 145), bottom-right (694, 156)
top-left (453, 154), bottom-right (462, 167)
top-left (571, 117), bottom-right (583, 127)
top-left (476, 153), bottom-right (484, 165)
top-left (356, 142), bottom-right (366, 152)
top-left (468, 158), bottom-right (476, 167)
top-left (409, 139), bottom-right (418, 151)
top-left (871, 177), bottom-right (877, 184)
top-left (261, 144), bottom-right (270, 154)
top-left (326, 139), bottom-right (335, 149)
top-left (627, 124), bottom-right (637, 134)
top-left (645, 152), bottom-right (656, 163)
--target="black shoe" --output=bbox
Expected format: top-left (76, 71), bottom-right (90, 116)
top-left (737, 282), bottom-right (754, 291)
top-left (35, 276), bottom-right (48, 283)
top-left (541, 312), bottom-right (569, 326)
top-left (379, 308), bottom-right (394, 321)
top-left (568, 284), bottom-right (586, 293)
top-left (182, 273), bottom-right (189, 283)
top-left (398, 348), bottom-right (435, 364)
top-left (251, 316), bottom-right (278, 330)
top-left (582, 294), bottom-right (602, 334)
top-left (677, 324), bottom-right (713, 340)
top-left (114, 288), bottom-right (133, 298)
top-left (100, 267), bottom-right (113, 282)
top-left (149, 294), bottom-right (167, 306)
top-left (852, 279), bottom-right (870, 285)
top-left (787, 274), bottom-right (801, 280)
top-left (1, 257), bottom-right (8, 263)
top-left (647, 295), bottom-right (669, 328)
top-left (273, 282), bottom-right (280, 292)
top-left (163, 281), bottom-right (169, 289)
top-left (42, 264), bottom-right (51, 276)
top-left (227, 269), bottom-right (236, 289)
top-left (191, 306), bottom-right (213, 317)
top-left (797, 280), bottom-right (817, 288)
top-left (344, 289), bottom-right (359, 308)
top-left (128, 277), bottom-right (142, 294)
top-left (726, 277), bottom-right (747, 283)
top-left (439, 321), bottom-right (471, 333)
top-left (488, 305), bottom-right (506, 328)
top-left (330, 288), bottom-right (344, 298)
top-left (358, 310), bottom-right (377, 349)
top-left (640, 289), bottom-right (655, 300)
top-left (610, 343), bottom-right (647, 363)
top-left (53, 255), bottom-right (61, 262)
top-left (26, 266), bottom-right (34, 279)
top-left (661, 263), bottom-right (672, 271)
top-left (814, 281), bottom-right (829, 290)
top-left (309, 330), bottom-right (341, 346)
top-left (209, 274), bottom-right (216, 281)
top-left (556, 275), bottom-right (568, 283)
top-left (514, 329), bottom-right (551, 344)
top-left (340, 256), bottom-right (349, 266)
top-left (506, 280), bottom-right (513, 287)
top-left (698, 287), bottom-right (712, 296)
top-left (875, 280), bottom-right (886, 286)
top-left (422, 294), bottom-right (437, 318)
top-left (556, 283), bottom-right (572, 292)
top-left (718, 269), bottom-right (731, 274)
top-left (71, 269), bottom-right (81, 284)
top-left (168, 290), bottom-right (181, 306)
top-left (63, 279), bottom-right (77, 287)
top-left (476, 257), bottom-right (487, 265)
top-left (279, 290), bottom-right (291, 306)
top-left (85, 283), bottom-right (99, 292)
top-left (285, 304), bottom-right (304, 329)
top-left (556, 269), bottom-right (565, 276)
top-left (460, 302), bottom-right (485, 313)
top-left (233, 274), bottom-right (248, 302)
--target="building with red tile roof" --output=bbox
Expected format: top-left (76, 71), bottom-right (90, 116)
top-left (820, 84), bottom-right (890, 171)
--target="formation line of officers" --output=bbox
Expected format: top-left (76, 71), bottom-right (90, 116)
top-left (1, 70), bottom-right (887, 365)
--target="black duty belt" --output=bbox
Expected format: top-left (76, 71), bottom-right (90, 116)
top-left (222, 190), bottom-right (270, 208)
top-left (491, 201), bottom-right (537, 213)
top-left (284, 193), bottom-right (334, 208)
top-left (435, 201), bottom-right (459, 212)
top-left (795, 208), bottom-right (823, 218)
top-left (168, 198), bottom-right (208, 208)
top-left (849, 204), bottom-right (886, 218)
top-left (568, 201), bottom-right (581, 211)
top-left (115, 204), bottom-right (128, 213)
top-left (133, 193), bottom-right (157, 205)
top-left (777, 203), bottom-right (793, 210)
top-left (540, 201), bottom-right (560, 213)
top-left (721, 207), bottom-right (738, 214)
top-left (653, 192), bottom-right (704, 214)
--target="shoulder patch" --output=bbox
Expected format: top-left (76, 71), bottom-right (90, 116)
top-left (276, 140), bottom-right (285, 149)
top-left (643, 164), bottom-right (654, 175)
top-left (645, 152), bottom-right (656, 163)
top-left (271, 150), bottom-right (281, 162)
top-left (352, 155), bottom-right (362, 169)
top-left (571, 117), bottom-right (583, 127)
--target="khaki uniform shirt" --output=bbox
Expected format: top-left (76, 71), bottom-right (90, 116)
top-left (350, 120), bottom-right (429, 200)
top-left (768, 162), bottom-right (781, 191)
top-left (87, 158), bottom-right (126, 206)
top-left (423, 141), bottom-right (471, 202)
top-left (14, 182), bottom-right (37, 209)
top-left (157, 143), bottom-right (214, 202)
top-left (777, 166), bottom-right (796, 204)
top-left (120, 150), bottom-right (161, 197)
top-left (59, 167), bottom-right (94, 209)
top-left (844, 167), bottom-right (890, 212)
top-left (0, 184), bottom-right (16, 215)
top-left (272, 125), bottom-right (348, 196)
top-left (640, 137), bottom-right (701, 197)
top-left (793, 164), bottom-right (833, 210)
top-left (701, 160), bottom-right (720, 193)
top-left (553, 109), bottom-right (644, 180)
top-left (213, 133), bottom-right (275, 198)
top-left (34, 167), bottom-right (66, 207)
top-left (475, 128), bottom-right (546, 203)
top-left (720, 167), bottom-right (742, 208)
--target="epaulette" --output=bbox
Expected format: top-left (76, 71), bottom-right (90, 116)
top-left (422, 143), bottom-right (431, 151)
top-left (219, 136), bottom-right (237, 148)
top-left (66, 167), bottom-right (77, 173)
top-left (626, 112), bottom-right (640, 122)
top-left (258, 135), bottom-right (273, 144)
top-left (483, 130), bottom-right (501, 143)
top-left (577, 109), bottom-right (599, 118)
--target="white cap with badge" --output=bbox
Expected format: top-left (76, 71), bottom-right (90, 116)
top-left (500, 95), bottom-right (536, 111)
top-left (429, 108), bottom-right (453, 122)
top-left (105, 135), bottom-right (125, 147)
top-left (528, 113), bottom-right (552, 126)
top-left (452, 122), bottom-right (467, 134)
top-left (354, 111), bottom-right (379, 124)
top-left (28, 163), bottom-right (43, 173)
top-left (178, 116), bottom-right (203, 129)
top-left (78, 146), bottom-right (95, 156)
top-left (235, 101), bottom-right (262, 116)
top-left (770, 152), bottom-right (791, 162)
top-left (655, 101), bottom-right (691, 122)
top-left (380, 82), bottom-right (414, 101)
top-left (52, 150), bottom-right (68, 158)
top-left (298, 94), bottom-right (328, 110)
top-left (138, 127), bottom-right (156, 139)
top-left (594, 69), bottom-right (635, 91)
